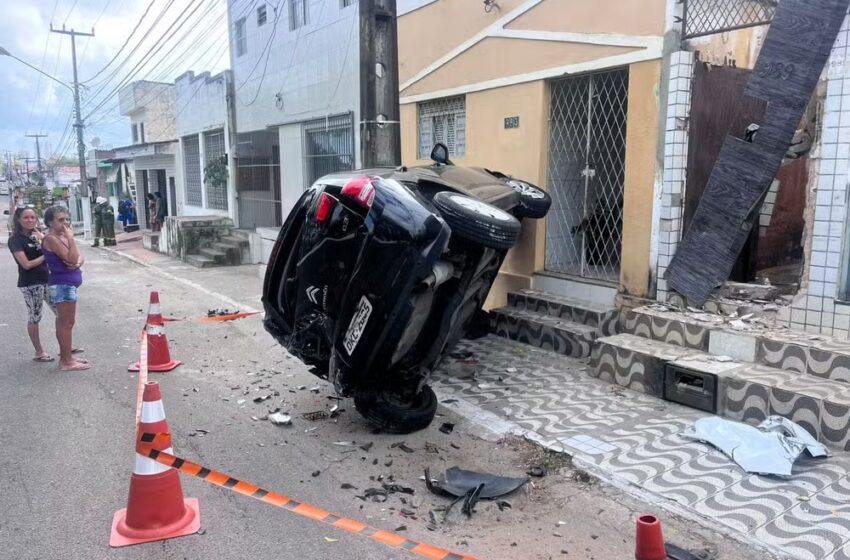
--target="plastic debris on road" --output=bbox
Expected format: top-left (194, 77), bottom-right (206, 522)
top-left (682, 415), bottom-right (828, 477)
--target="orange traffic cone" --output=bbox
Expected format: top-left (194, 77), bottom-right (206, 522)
top-left (635, 514), bottom-right (666, 560)
top-left (110, 381), bottom-right (200, 547)
top-left (129, 292), bottom-right (181, 372)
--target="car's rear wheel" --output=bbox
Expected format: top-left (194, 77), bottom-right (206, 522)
top-left (354, 385), bottom-right (438, 434)
top-left (507, 179), bottom-right (551, 219)
top-left (433, 191), bottom-right (520, 250)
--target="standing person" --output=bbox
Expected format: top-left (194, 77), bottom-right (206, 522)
top-left (8, 207), bottom-right (53, 362)
top-left (41, 205), bottom-right (89, 371)
top-left (146, 193), bottom-right (157, 231)
top-left (154, 191), bottom-right (166, 232)
top-left (92, 196), bottom-right (116, 247)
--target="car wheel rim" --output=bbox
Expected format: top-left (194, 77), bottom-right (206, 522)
top-left (508, 180), bottom-right (545, 199)
top-left (448, 194), bottom-right (514, 222)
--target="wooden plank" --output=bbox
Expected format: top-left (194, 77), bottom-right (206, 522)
top-left (666, 0), bottom-right (850, 304)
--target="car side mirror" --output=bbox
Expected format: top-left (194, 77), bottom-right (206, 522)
top-left (430, 143), bottom-right (452, 165)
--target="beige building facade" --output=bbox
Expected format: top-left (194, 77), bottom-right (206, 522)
top-left (397, 0), bottom-right (673, 308)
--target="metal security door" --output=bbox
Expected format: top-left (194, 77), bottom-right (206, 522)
top-left (546, 69), bottom-right (628, 283)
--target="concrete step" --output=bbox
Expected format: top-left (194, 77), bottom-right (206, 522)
top-left (229, 229), bottom-right (251, 241)
top-left (590, 333), bottom-right (850, 450)
top-left (490, 306), bottom-right (599, 358)
top-left (620, 305), bottom-right (720, 351)
top-left (507, 289), bottom-right (618, 334)
top-left (623, 305), bottom-right (850, 384)
top-left (210, 242), bottom-right (243, 265)
top-left (199, 247), bottom-right (228, 264)
top-left (186, 254), bottom-right (216, 268)
top-left (220, 234), bottom-right (249, 247)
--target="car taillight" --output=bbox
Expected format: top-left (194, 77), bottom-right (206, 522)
top-left (341, 176), bottom-right (376, 209)
top-left (315, 192), bottom-right (337, 224)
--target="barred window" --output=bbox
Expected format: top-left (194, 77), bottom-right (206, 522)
top-left (418, 95), bottom-right (465, 159)
top-left (257, 5), bottom-right (267, 25)
top-left (183, 134), bottom-right (202, 206)
top-left (289, 0), bottom-right (308, 30)
top-left (341, 0), bottom-right (356, 7)
top-left (303, 113), bottom-right (355, 187)
top-left (234, 17), bottom-right (247, 56)
top-left (203, 129), bottom-right (228, 211)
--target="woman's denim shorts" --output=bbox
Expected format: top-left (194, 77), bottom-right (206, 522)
top-left (49, 284), bottom-right (78, 306)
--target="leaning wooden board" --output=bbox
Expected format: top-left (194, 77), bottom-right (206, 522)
top-left (666, 0), bottom-right (850, 304)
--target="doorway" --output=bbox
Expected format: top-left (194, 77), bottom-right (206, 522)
top-left (545, 69), bottom-right (629, 283)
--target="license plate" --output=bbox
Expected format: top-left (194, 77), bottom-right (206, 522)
top-left (343, 296), bottom-right (373, 355)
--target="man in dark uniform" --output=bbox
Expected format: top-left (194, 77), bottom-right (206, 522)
top-left (92, 196), bottom-right (117, 247)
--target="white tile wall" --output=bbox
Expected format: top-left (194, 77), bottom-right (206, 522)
top-left (656, 50), bottom-right (695, 302)
top-left (787, 13), bottom-right (850, 338)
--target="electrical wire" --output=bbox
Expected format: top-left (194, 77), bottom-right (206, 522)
top-left (82, 0), bottom-right (207, 119)
top-left (81, 0), bottom-right (156, 84)
top-left (237, 0), bottom-right (286, 107)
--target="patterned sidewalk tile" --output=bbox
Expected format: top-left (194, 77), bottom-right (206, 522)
top-left (432, 335), bottom-right (850, 559)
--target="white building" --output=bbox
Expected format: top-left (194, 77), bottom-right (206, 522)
top-left (226, 0), bottom-right (361, 231)
top-left (174, 70), bottom-right (237, 223)
top-left (113, 80), bottom-right (179, 229)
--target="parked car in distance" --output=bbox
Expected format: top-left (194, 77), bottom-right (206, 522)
top-left (263, 144), bottom-right (551, 433)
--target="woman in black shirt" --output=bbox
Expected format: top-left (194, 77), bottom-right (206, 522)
top-left (8, 207), bottom-right (53, 362)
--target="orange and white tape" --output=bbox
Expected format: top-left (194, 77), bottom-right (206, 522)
top-left (136, 432), bottom-right (479, 560)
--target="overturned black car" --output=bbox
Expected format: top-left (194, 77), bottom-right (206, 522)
top-left (262, 144), bottom-right (550, 433)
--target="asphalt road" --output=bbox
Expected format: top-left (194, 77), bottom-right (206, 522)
top-left (0, 243), bottom-right (776, 560)
top-left (0, 245), bottom-right (428, 560)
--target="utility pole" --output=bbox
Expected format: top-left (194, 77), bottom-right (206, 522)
top-left (359, 0), bottom-right (401, 168)
top-left (51, 24), bottom-right (94, 235)
top-left (25, 133), bottom-right (47, 184)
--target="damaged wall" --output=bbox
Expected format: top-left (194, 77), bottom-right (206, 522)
top-left (665, 0), bottom-right (850, 305)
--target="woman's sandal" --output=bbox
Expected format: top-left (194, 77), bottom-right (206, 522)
top-left (71, 348), bottom-right (84, 354)
top-left (33, 355), bottom-right (55, 362)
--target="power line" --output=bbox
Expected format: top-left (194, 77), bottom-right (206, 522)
top-left (236, 0), bottom-right (286, 102)
top-left (82, 0), bottom-right (208, 119)
top-left (82, 0), bottom-right (156, 84)
top-left (62, 0), bottom-right (80, 26)
top-left (84, 4), bottom-right (229, 125)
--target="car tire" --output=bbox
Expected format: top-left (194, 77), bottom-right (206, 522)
top-left (432, 191), bottom-right (521, 250)
top-left (508, 180), bottom-right (551, 219)
top-left (354, 385), bottom-right (438, 434)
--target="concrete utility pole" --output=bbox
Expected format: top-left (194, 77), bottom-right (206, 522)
top-left (25, 133), bottom-right (47, 183)
top-left (359, 0), bottom-right (401, 168)
top-left (51, 24), bottom-right (95, 236)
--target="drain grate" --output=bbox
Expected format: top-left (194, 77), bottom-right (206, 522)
top-left (663, 365), bottom-right (718, 413)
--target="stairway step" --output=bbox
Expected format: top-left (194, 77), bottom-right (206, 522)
top-left (199, 247), bottom-right (227, 263)
top-left (508, 289), bottom-right (618, 333)
top-left (490, 307), bottom-right (598, 358)
top-left (187, 254), bottom-right (216, 268)
top-left (621, 305), bottom-right (721, 351)
top-left (591, 333), bottom-right (850, 450)
top-left (220, 235), bottom-right (249, 246)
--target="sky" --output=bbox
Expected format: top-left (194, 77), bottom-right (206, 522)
top-left (0, 0), bottom-right (232, 164)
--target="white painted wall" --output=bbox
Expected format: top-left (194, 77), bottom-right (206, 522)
top-left (174, 70), bottom-right (236, 221)
top-left (279, 122), bottom-right (304, 216)
top-left (227, 0), bottom-right (361, 142)
top-left (118, 81), bottom-right (177, 143)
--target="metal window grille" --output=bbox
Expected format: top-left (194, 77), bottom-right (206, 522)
top-left (682, 0), bottom-right (775, 39)
top-left (341, 0), bottom-right (356, 6)
top-left (289, 0), bottom-right (308, 30)
top-left (183, 134), bottom-right (203, 206)
top-left (418, 96), bottom-right (466, 159)
top-left (203, 129), bottom-right (228, 211)
top-left (545, 69), bottom-right (629, 283)
top-left (257, 4), bottom-right (267, 25)
top-left (235, 17), bottom-right (247, 56)
top-left (235, 130), bottom-right (282, 228)
top-left (303, 113), bottom-right (355, 187)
